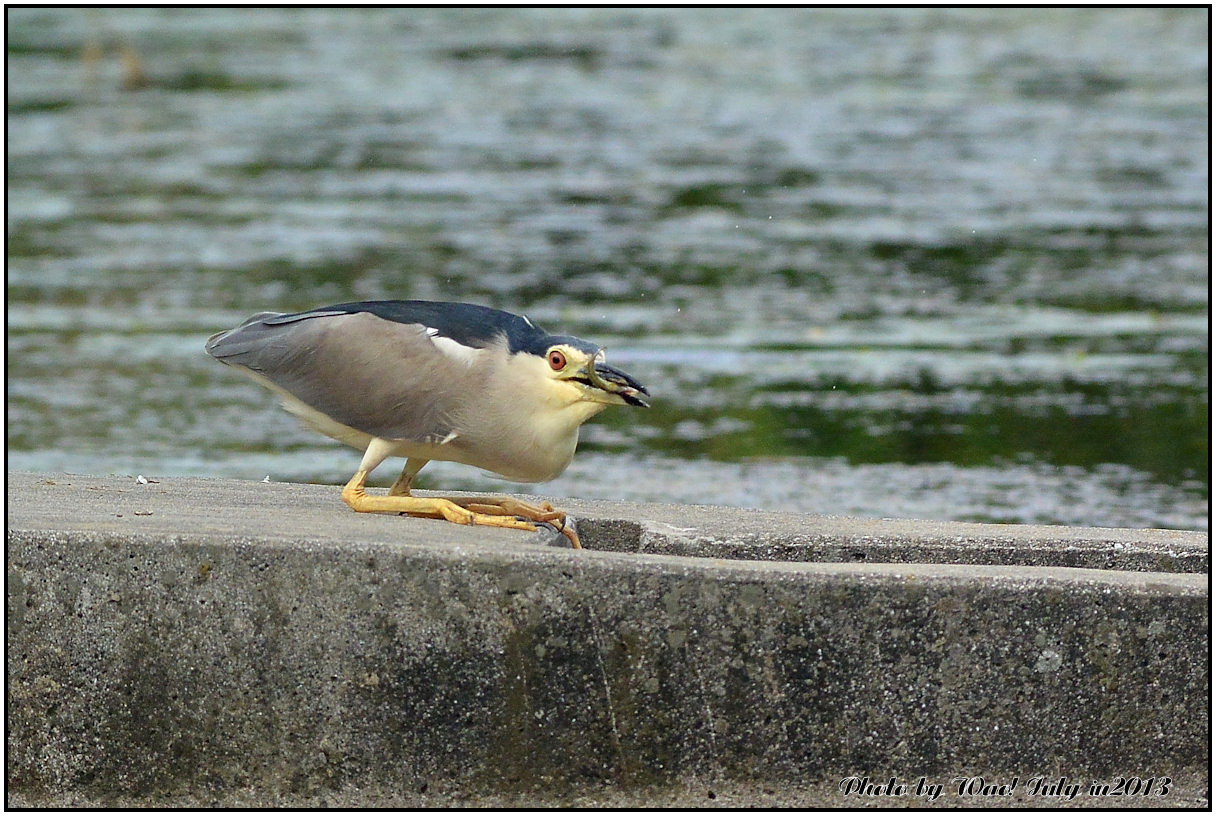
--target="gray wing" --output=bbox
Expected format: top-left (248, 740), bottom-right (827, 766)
top-left (206, 310), bottom-right (471, 444)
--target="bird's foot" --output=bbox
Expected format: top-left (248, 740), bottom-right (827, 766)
top-left (342, 473), bottom-right (581, 548)
top-left (457, 497), bottom-right (581, 549)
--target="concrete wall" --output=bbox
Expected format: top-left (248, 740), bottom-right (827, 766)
top-left (6, 472), bottom-right (1208, 807)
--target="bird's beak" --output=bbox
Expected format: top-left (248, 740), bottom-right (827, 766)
top-left (586, 360), bottom-right (650, 407)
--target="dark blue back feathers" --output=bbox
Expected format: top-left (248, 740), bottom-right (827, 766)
top-left (266, 300), bottom-right (569, 356)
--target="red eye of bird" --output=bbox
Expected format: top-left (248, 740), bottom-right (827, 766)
top-left (548, 350), bottom-right (567, 371)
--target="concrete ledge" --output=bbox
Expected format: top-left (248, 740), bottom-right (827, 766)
top-left (6, 472), bottom-right (1209, 807)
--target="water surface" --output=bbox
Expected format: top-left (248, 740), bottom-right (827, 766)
top-left (7, 8), bottom-right (1209, 530)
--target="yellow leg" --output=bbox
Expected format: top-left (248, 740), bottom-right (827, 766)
top-left (342, 470), bottom-right (581, 548)
top-left (387, 456), bottom-right (428, 497)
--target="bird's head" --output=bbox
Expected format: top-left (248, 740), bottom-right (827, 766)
top-left (532, 335), bottom-right (650, 409)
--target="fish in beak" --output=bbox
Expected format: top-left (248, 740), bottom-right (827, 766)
top-left (588, 360), bottom-right (650, 407)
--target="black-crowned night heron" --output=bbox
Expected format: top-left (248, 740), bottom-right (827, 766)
top-left (205, 300), bottom-right (649, 548)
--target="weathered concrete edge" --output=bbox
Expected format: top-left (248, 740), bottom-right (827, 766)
top-left (6, 473), bottom-right (1211, 807)
top-left (6, 471), bottom-right (1211, 574)
top-left (7, 523), bottom-right (1209, 808)
top-left (565, 494), bottom-right (1209, 573)
top-left (7, 525), bottom-right (1208, 595)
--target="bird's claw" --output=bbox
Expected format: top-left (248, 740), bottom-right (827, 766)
top-left (540, 517), bottom-right (582, 550)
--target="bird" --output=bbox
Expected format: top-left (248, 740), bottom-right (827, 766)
top-left (205, 300), bottom-right (649, 548)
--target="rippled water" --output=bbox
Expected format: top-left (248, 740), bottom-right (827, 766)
top-left (7, 8), bottom-right (1209, 530)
